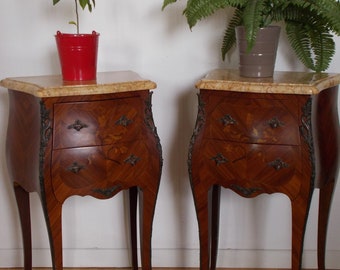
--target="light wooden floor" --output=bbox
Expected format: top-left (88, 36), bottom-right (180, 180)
top-left (0, 267), bottom-right (318, 270)
top-left (1, 268), bottom-right (328, 270)
top-left (0, 268), bottom-right (317, 270)
top-left (0, 268), bottom-right (304, 270)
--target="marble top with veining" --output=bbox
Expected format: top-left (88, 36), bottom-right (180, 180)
top-left (196, 69), bottom-right (340, 94)
top-left (0, 71), bottom-right (157, 97)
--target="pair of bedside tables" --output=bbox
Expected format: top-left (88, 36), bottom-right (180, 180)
top-left (1, 69), bottom-right (339, 270)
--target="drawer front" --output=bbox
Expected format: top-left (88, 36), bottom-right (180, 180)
top-left (198, 140), bottom-right (302, 198)
top-left (51, 141), bottom-right (148, 202)
top-left (206, 96), bottom-right (300, 145)
top-left (53, 97), bottom-right (144, 149)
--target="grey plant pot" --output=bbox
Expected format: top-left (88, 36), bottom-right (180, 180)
top-left (236, 26), bottom-right (281, 78)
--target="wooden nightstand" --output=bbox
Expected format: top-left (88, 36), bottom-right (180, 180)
top-left (189, 69), bottom-right (340, 270)
top-left (0, 71), bottom-right (162, 270)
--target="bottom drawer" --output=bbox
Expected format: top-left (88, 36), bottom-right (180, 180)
top-left (51, 141), bottom-right (149, 201)
top-left (197, 140), bottom-right (302, 198)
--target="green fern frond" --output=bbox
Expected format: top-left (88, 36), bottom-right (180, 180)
top-left (162, 0), bottom-right (179, 10)
top-left (283, 3), bottom-right (336, 71)
top-left (242, 0), bottom-right (266, 51)
top-left (310, 28), bottom-right (335, 72)
top-left (286, 22), bottom-right (315, 71)
top-left (221, 8), bottom-right (243, 60)
top-left (162, 0), bottom-right (339, 71)
top-left (290, 0), bottom-right (340, 34)
top-left (184, 0), bottom-right (230, 28)
top-left (314, 0), bottom-right (340, 34)
top-left (221, 0), bottom-right (248, 8)
top-left (270, 4), bottom-right (296, 22)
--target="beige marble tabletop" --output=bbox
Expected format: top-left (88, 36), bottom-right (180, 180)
top-left (0, 71), bottom-right (157, 98)
top-left (196, 69), bottom-right (340, 94)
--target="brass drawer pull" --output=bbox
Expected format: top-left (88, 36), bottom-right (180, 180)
top-left (268, 158), bottom-right (289, 171)
top-left (67, 119), bottom-right (88, 131)
top-left (124, 154), bottom-right (141, 166)
top-left (267, 117), bottom-right (284, 129)
top-left (115, 115), bottom-right (133, 127)
top-left (220, 114), bottom-right (237, 126)
top-left (211, 153), bottom-right (228, 165)
top-left (67, 162), bottom-right (85, 174)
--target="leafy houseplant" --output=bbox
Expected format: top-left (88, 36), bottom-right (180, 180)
top-left (53, 0), bottom-right (95, 34)
top-left (53, 0), bottom-right (99, 81)
top-left (162, 0), bottom-right (340, 72)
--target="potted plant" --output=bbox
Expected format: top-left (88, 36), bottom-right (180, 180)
top-left (162, 0), bottom-right (340, 77)
top-left (53, 0), bottom-right (99, 81)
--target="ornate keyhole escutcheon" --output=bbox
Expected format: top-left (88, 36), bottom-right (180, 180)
top-left (211, 153), bottom-right (228, 166)
top-left (125, 154), bottom-right (141, 166)
top-left (268, 158), bottom-right (289, 171)
top-left (220, 114), bottom-right (237, 126)
top-left (115, 115), bottom-right (133, 127)
top-left (67, 162), bottom-right (85, 174)
top-left (267, 117), bottom-right (284, 129)
top-left (68, 119), bottom-right (89, 131)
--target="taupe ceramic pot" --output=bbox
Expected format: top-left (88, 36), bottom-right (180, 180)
top-left (236, 26), bottom-right (280, 77)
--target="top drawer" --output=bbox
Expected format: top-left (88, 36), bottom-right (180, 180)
top-left (53, 97), bottom-right (144, 149)
top-left (205, 95), bottom-right (301, 145)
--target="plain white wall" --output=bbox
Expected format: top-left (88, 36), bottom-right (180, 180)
top-left (0, 0), bottom-right (339, 268)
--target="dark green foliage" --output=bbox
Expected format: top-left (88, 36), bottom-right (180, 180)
top-left (163, 0), bottom-right (340, 72)
top-left (184, 0), bottom-right (232, 28)
top-left (162, 0), bottom-right (180, 10)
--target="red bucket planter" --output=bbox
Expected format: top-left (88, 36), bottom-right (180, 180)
top-left (55, 31), bottom-right (99, 81)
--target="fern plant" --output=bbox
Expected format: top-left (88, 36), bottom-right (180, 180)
top-left (162, 0), bottom-right (340, 72)
top-left (53, 0), bottom-right (95, 34)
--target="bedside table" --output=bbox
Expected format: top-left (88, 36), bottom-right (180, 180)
top-left (189, 69), bottom-right (340, 270)
top-left (0, 71), bottom-right (162, 270)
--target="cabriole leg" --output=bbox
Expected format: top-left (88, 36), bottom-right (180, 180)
top-left (129, 186), bottom-right (138, 270)
top-left (14, 184), bottom-right (32, 270)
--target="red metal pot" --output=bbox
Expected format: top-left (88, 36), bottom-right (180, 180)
top-left (55, 31), bottom-right (99, 81)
